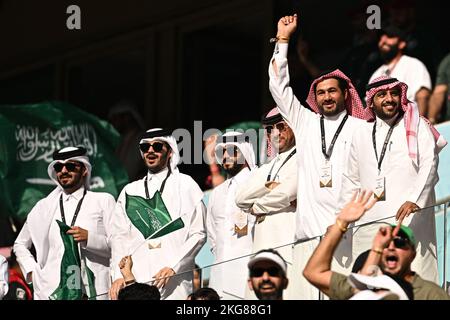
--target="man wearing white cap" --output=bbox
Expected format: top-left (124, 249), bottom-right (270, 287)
top-left (269, 14), bottom-right (371, 299)
top-left (247, 249), bottom-right (289, 300)
top-left (109, 128), bottom-right (206, 300)
top-left (207, 131), bottom-right (256, 300)
top-left (235, 107), bottom-right (297, 299)
top-left (13, 146), bottom-right (116, 300)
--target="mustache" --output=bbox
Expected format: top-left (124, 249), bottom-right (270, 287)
top-left (382, 101), bottom-right (398, 107)
top-left (146, 152), bottom-right (159, 158)
top-left (259, 279), bottom-right (276, 288)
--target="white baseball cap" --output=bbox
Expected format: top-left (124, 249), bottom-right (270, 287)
top-left (247, 249), bottom-right (287, 275)
top-left (347, 273), bottom-right (410, 300)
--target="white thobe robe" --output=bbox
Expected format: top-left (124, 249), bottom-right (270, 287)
top-left (269, 42), bottom-right (366, 299)
top-left (207, 167), bottom-right (254, 300)
top-left (235, 147), bottom-right (297, 299)
top-left (111, 167), bottom-right (206, 300)
top-left (339, 116), bottom-right (439, 282)
top-left (14, 186), bottom-right (116, 300)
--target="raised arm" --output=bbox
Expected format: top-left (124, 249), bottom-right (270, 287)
top-left (303, 191), bottom-right (376, 296)
top-left (269, 14), bottom-right (312, 131)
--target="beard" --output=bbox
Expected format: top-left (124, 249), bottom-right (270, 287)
top-left (254, 280), bottom-right (283, 300)
top-left (319, 99), bottom-right (346, 117)
top-left (223, 162), bottom-right (246, 177)
top-left (374, 101), bottom-right (402, 121)
top-left (58, 173), bottom-right (83, 190)
top-left (380, 44), bottom-right (399, 64)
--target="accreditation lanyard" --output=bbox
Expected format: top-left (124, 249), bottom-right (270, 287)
top-left (372, 115), bottom-right (401, 173)
top-left (59, 189), bottom-right (87, 227)
top-left (320, 114), bottom-right (349, 160)
top-left (267, 149), bottom-right (297, 182)
top-left (144, 170), bottom-right (171, 199)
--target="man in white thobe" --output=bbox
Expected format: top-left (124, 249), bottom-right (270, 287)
top-left (13, 146), bottom-right (115, 300)
top-left (235, 107), bottom-right (297, 299)
top-left (268, 14), bottom-right (370, 299)
top-left (339, 76), bottom-right (447, 283)
top-left (207, 131), bottom-right (256, 300)
top-left (369, 25), bottom-right (432, 116)
top-left (109, 128), bottom-right (206, 300)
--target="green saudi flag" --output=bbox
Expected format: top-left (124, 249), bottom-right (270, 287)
top-left (49, 220), bottom-right (96, 300)
top-left (0, 101), bottom-right (128, 220)
top-left (125, 191), bottom-right (184, 239)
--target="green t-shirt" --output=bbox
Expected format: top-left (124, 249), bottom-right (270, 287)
top-left (435, 53), bottom-right (450, 121)
top-left (411, 274), bottom-right (450, 300)
top-left (329, 272), bottom-right (354, 300)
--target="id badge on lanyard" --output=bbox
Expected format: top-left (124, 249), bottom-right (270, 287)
top-left (374, 174), bottom-right (386, 201)
top-left (234, 210), bottom-right (248, 237)
top-left (320, 160), bottom-right (332, 188)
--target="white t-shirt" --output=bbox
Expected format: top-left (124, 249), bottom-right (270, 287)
top-left (369, 55), bottom-right (432, 102)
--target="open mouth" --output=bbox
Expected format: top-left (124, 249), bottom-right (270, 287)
top-left (383, 104), bottom-right (396, 110)
top-left (385, 254), bottom-right (398, 269)
top-left (260, 284), bottom-right (275, 292)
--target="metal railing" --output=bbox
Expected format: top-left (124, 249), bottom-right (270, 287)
top-left (83, 197), bottom-right (450, 299)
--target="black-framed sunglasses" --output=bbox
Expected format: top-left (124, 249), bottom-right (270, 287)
top-left (53, 162), bottom-right (82, 173)
top-left (250, 266), bottom-right (282, 278)
top-left (222, 145), bottom-right (239, 156)
top-left (139, 142), bottom-right (165, 153)
top-left (265, 122), bottom-right (287, 134)
top-left (393, 236), bottom-right (411, 249)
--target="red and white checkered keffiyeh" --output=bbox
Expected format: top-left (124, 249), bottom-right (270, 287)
top-left (263, 107), bottom-right (282, 159)
top-left (306, 69), bottom-right (370, 120)
top-left (365, 76), bottom-right (447, 165)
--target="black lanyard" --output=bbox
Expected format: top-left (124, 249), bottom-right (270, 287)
top-left (59, 189), bottom-right (87, 227)
top-left (372, 115), bottom-right (401, 172)
top-left (320, 114), bottom-right (349, 160)
top-left (144, 170), bottom-right (171, 199)
top-left (267, 149), bottom-right (297, 182)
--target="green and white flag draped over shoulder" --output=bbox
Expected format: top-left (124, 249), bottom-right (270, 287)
top-left (49, 221), bottom-right (96, 300)
top-left (0, 101), bottom-right (128, 220)
top-left (125, 191), bottom-right (185, 240)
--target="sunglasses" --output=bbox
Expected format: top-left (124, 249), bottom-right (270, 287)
top-left (222, 145), bottom-right (239, 156)
top-left (250, 266), bottom-right (282, 278)
top-left (392, 236), bottom-right (411, 250)
top-left (265, 122), bottom-right (287, 134)
top-left (139, 142), bottom-right (165, 153)
top-left (53, 162), bottom-right (82, 173)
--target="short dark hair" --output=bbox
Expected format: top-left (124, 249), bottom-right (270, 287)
top-left (191, 287), bottom-right (220, 300)
top-left (118, 283), bottom-right (161, 300)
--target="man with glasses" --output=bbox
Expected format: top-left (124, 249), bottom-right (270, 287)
top-left (207, 131), bottom-right (256, 300)
top-left (360, 223), bottom-right (449, 299)
top-left (339, 76), bottom-right (446, 283)
top-left (109, 128), bottom-right (206, 300)
top-left (236, 107), bottom-right (297, 299)
top-left (13, 146), bottom-right (116, 299)
top-left (247, 249), bottom-right (289, 300)
top-left (269, 14), bottom-right (371, 299)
